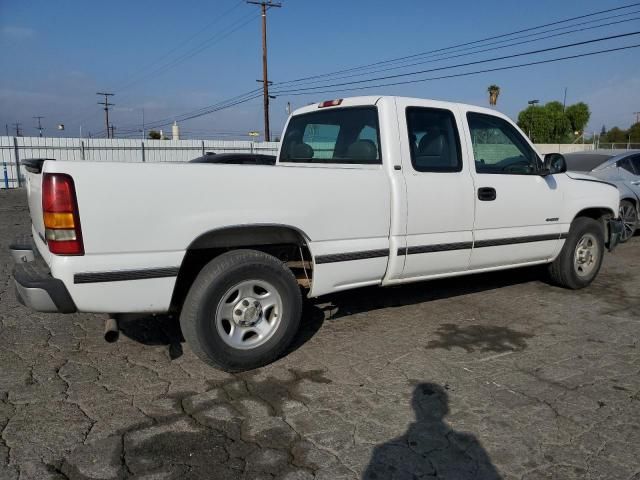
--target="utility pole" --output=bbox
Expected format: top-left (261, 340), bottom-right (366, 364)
top-left (5, 124), bottom-right (8, 136)
top-left (12, 122), bottom-right (22, 137)
top-left (247, 1), bottom-right (281, 142)
top-left (33, 116), bottom-right (45, 137)
top-left (97, 92), bottom-right (115, 138)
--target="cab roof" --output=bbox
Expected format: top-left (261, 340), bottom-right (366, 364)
top-left (290, 95), bottom-right (507, 118)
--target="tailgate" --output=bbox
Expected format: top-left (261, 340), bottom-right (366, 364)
top-left (23, 159), bottom-right (49, 245)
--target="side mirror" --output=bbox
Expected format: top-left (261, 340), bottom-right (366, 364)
top-left (543, 153), bottom-right (567, 175)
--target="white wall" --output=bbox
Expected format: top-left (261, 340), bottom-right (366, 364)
top-left (535, 144), bottom-right (595, 155)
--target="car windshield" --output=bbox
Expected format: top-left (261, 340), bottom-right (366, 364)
top-left (563, 153), bottom-right (613, 172)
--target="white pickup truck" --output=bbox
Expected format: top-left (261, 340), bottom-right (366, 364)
top-left (11, 96), bottom-right (623, 371)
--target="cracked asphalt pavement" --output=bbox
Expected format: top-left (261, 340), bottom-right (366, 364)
top-left (1, 188), bottom-right (639, 479)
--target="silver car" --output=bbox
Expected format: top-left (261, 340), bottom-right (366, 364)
top-left (564, 150), bottom-right (640, 242)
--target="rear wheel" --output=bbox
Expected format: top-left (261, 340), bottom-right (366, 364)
top-left (619, 200), bottom-right (637, 243)
top-left (180, 249), bottom-right (302, 372)
top-left (547, 217), bottom-right (605, 289)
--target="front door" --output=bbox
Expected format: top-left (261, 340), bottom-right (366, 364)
top-left (464, 111), bottom-right (563, 270)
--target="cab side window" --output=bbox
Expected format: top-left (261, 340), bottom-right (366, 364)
top-left (406, 107), bottom-right (462, 172)
top-left (467, 112), bottom-right (541, 175)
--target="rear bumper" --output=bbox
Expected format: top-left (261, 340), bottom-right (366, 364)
top-left (607, 217), bottom-right (624, 252)
top-left (10, 236), bottom-right (77, 313)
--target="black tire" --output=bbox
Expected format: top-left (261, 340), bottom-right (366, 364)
top-left (179, 249), bottom-right (302, 372)
top-left (619, 200), bottom-right (637, 243)
top-left (547, 217), bottom-right (605, 289)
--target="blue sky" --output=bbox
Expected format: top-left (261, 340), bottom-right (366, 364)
top-left (1, 0), bottom-right (639, 139)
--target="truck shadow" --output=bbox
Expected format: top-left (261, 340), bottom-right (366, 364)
top-left (117, 266), bottom-right (544, 359)
top-left (312, 265), bottom-right (545, 322)
top-left (116, 301), bottom-right (326, 360)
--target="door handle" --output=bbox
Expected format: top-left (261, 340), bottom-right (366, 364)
top-left (631, 181), bottom-right (640, 185)
top-left (478, 187), bottom-right (497, 201)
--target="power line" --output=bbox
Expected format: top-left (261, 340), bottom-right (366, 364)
top-left (97, 92), bottom-right (115, 139)
top-left (275, 13), bottom-right (640, 88)
top-left (114, 11), bottom-right (259, 93)
top-left (140, 3), bottom-right (640, 128)
top-left (270, 31), bottom-right (640, 95)
top-left (274, 1), bottom-right (640, 87)
top-left (64, 3), bottom-right (255, 127)
top-left (111, 0), bottom-right (245, 91)
top-left (140, 88), bottom-right (264, 129)
top-left (272, 43), bottom-right (640, 97)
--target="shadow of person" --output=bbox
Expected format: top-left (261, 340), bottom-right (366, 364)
top-left (363, 383), bottom-right (501, 480)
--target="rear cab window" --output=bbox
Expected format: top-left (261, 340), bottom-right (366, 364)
top-left (406, 107), bottom-right (462, 172)
top-left (280, 107), bottom-right (382, 165)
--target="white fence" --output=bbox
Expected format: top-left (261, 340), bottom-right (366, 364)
top-left (0, 136), bottom-right (279, 189)
top-left (0, 136), bottom-right (609, 189)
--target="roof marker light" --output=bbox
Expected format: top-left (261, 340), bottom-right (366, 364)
top-left (318, 99), bottom-right (343, 108)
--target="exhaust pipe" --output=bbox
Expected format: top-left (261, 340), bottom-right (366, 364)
top-left (104, 317), bottom-right (119, 343)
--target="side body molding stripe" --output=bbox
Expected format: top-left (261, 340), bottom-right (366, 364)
top-left (74, 232), bottom-right (572, 281)
top-left (397, 232), bottom-right (569, 256)
top-left (74, 267), bottom-right (180, 284)
top-left (473, 233), bottom-right (563, 248)
top-left (315, 249), bottom-right (389, 265)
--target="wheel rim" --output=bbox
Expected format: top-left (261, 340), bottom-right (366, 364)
top-left (573, 233), bottom-right (599, 278)
top-left (214, 279), bottom-right (283, 350)
top-left (619, 203), bottom-right (637, 241)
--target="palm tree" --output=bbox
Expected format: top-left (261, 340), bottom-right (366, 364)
top-left (488, 85), bottom-right (501, 106)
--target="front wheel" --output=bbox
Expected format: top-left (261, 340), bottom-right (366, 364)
top-left (547, 217), bottom-right (605, 289)
top-left (180, 249), bottom-right (302, 372)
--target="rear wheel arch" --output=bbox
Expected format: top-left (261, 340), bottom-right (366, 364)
top-left (170, 224), bottom-right (314, 311)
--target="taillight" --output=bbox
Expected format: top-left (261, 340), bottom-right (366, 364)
top-left (42, 173), bottom-right (84, 255)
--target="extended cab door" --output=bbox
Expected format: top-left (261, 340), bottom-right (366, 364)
top-left (463, 110), bottom-right (563, 269)
top-left (395, 99), bottom-right (475, 279)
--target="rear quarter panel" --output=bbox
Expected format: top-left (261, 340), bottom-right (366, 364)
top-left (42, 160), bottom-right (391, 309)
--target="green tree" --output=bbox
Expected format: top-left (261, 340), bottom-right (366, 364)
top-left (148, 130), bottom-right (161, 140)
top-left (628, 122), bottom-right (640, 142)
top-left (516, 101), bottom-right (590, 143)
top-left (605, 127), bottom-right (627, 143)
top-left (565, 102), bottom-right (591, 134)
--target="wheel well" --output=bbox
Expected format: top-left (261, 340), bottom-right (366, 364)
top-left (170, 226), bottom-right (313, 312)
top-left (620, 197), bottom-right (638, 210)
top-left (574, 207), bottom-right (615, 222)
top-left (573, 207), bottom-right (615, 240)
